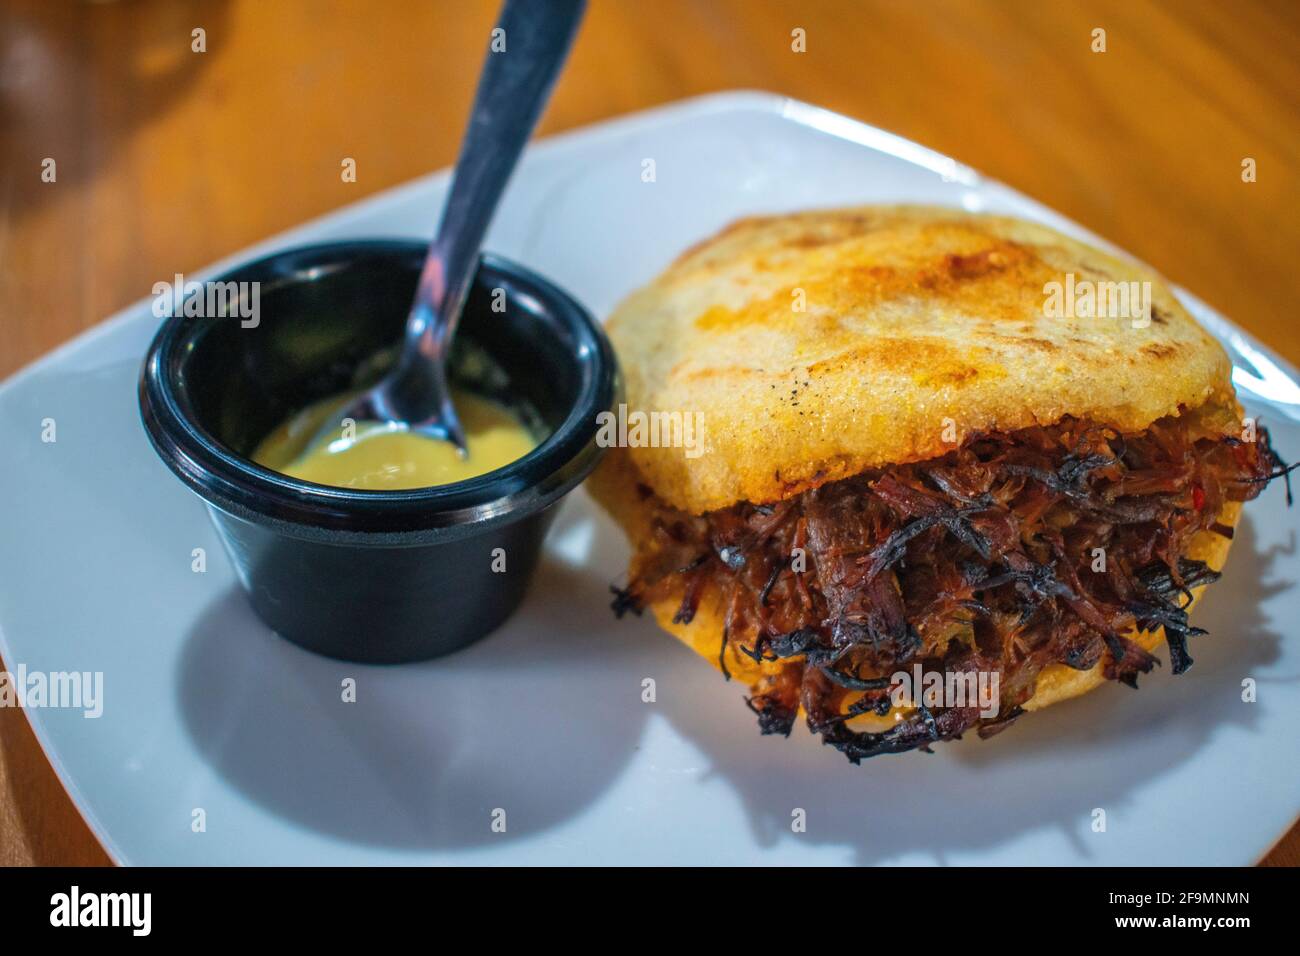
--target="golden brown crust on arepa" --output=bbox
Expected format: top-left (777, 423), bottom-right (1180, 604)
top-left (606, 205), bottom-right (1235, 515)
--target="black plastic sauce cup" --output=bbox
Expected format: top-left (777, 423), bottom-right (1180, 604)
top-left (139, 240), bottom-right (618, 663)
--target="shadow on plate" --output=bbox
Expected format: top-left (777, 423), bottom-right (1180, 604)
top-left (176, 499), bottom-right (655, 851)
top-left (648, 515), bottom-right (1292, 865)
top-left (178, 499), bottom-right (1291, 862)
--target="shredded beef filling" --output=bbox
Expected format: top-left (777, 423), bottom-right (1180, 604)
top-left (614, 415), bottom-right (1291, 763)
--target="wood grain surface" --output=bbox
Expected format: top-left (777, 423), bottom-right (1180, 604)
top-left (0, 0), bottom-right (1296, 866)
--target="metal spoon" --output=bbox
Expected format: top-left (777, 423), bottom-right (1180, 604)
top-left (318, 0), bottom-right (587, 457)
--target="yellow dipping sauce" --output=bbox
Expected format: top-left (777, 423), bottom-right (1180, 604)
top-left (252, 389), bottom-right (537, 490)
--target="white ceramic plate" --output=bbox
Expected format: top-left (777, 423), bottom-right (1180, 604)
top-left (3, 92), bottom-right (1297, 866)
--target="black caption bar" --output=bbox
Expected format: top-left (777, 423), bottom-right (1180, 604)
top-left (0, 866), bottom-right (1283, 940)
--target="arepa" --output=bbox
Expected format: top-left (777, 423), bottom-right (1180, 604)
top-left (589, 205), bottom-right (1285, 761)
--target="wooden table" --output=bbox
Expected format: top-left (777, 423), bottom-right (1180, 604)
top-left (1, 0), bottom-right (1296, 866)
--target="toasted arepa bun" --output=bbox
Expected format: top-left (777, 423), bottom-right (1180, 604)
top-left (604, 205), bottom-right (1235, 515)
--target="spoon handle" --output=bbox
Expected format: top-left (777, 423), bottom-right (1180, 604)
top-left (409, 0), bottom-right (587, 360)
